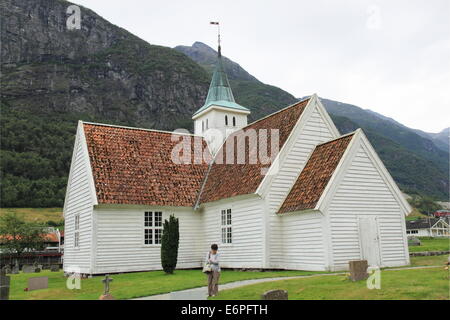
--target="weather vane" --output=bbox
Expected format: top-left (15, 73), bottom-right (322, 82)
top-left (210, 21), bottom-right (221, 56)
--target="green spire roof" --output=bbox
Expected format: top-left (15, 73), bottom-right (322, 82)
top-left (193, 47), bottom-right (249, 116)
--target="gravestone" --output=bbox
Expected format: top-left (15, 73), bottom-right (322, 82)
top-left (50, 265), bottom-right (60, 272)
top-left (33, 262), bottom-right (41, 273)
top-left (11, 265), bottom-right (19, 274)
top-left (408, 237), bottom-right (421, 246)
top-left (2, 265), bottom-right (11, 275)
top-left (28, 276), bottom-right (48, 291)
top-left (348, 260), bottom-right (369, 281)
top-left (22, 265), bottom-right (35, 273)
top-left (261, 289), bottom-right (288, 300)
top-left (0, 269), bottom-right (11, 300)
top-left (99, 275), bottom-right (115, 300)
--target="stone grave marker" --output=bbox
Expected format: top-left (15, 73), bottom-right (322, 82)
top-left (11, 265), bottom-right (19, 274)
top-left (22, 265), bottom-right (35, 273)
top-left (261, 289), bottom-right (288, 300)
top-left (408, 237), bottom-right (421, 246)
top-left (348, 260), bottom-right (369, 281)
top-left (28, 276), bottom-right (48, 291)
top-left (0, 269), bottom-right (11, 300)
top-left (50, 265), bottom-right (60, 272)
top-left (3, 265), bottom-right (11, 275)
top-left (99, 275), bottom-right (115, 300)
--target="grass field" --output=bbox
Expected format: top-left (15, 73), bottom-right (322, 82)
top-left (409, 254), bottom-right (448, 266)
top-left (0, 208), bottom-right (63, 225)
top-left (7, 255), bottom-right (448, 300)
top-left (9, 269), bottom-right (323, 300)
top-left (408, 238), bottom-right (450, 252)
top-left (210, 267), bottom-right (450, 300)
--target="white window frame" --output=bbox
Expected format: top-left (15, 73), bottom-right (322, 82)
top-left (221, 208), bottom-right (232, 244)
top-left (74, 214), bottom-right (80, 248)
top-left (144, 211), bottom-right (163, 246)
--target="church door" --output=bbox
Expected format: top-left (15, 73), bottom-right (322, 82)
top-left (358, 216), bottom-right (381, 267)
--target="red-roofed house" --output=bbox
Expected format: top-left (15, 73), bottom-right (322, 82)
top-left (63, 48), bottom-right (411, 275)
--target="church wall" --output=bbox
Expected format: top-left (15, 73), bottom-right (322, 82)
top-left (92, 206), bottom-right (203, 274)
top-left (269, 211), bottom-right (327, 271)
top-left (200, 195), bottom-right (265, 269)
top-left (63, 127), bottom-right (95, 274)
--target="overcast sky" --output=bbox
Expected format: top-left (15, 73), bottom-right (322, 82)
top-left (73, 0), bottom-right (449, 133)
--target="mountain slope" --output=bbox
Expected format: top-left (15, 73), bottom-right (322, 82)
top-left (0, 0), bottom-right (211, 207)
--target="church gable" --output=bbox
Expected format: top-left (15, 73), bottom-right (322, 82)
top-left (198, 98), bottom-right (310, 204)
top-left (83, 122), bottom-right (211, 207)
top-left (278, 133), bottom-right (355, 214)
top-left (63, 122), bottom-right (97, 214)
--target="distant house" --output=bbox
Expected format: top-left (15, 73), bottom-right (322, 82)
top-left (433, 210), bottom-right (450, 218)
top-left (406, 218), bottom-right (450, 237)
top-left (44, 229), bottom-right (64, 253)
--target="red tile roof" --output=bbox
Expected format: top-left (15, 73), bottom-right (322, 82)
top-left (44, 233), bottom-right (59, 243)
top-left (0, 233), bottom-right (59, 243)
top-left (83, 123), bottom-right (211, 207)
top-left (199, 98), bottom-right (310, 204)
top-left (278, 133), bottom-right (355, 214)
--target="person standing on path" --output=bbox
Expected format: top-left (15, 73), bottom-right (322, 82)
top-left (205, 244), bottom-right (220, 297)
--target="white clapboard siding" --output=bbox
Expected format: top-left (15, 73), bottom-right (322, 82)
top-left (269, 212), bottom-right (326, 270)
top-left (93, 207), bottom-right (202, 274)
top-left (327, 144), bottom-right (409, 270)
top-left (201, 196), bottom-right (264, 268)
top-left (267, 105), bottom-right (334, 270)
top-left (63, 130), bottom-right (94, 274)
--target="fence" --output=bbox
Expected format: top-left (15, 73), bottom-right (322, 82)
top-left (0, 252), bottom-right (63, 268)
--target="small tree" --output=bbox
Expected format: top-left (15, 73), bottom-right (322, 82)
top-left (161, 214), bottom-right (179, 274)
top-left (0, 213), bottom-right (46, 259)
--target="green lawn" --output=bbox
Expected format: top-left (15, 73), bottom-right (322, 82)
top-left (9, 269), bottom-right (323, 300)
top-left (211, 267), bottom-right (450, 300)
top-left (0, 208), bottom-right (63, 225)
top-left (408, 238), bottom-right (450, 252)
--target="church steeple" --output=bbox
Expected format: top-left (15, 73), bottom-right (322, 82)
top-left (204, 47), bottom-right (235, 106)
top-left (193, 23), bottom-right (249, 117)
top-left (192, 23), bottom-right (250, 154)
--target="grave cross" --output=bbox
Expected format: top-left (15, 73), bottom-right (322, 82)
top-left (102, 275), bottom-right (113, 295)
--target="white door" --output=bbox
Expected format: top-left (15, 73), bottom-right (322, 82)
top-left (359, 216), bottom-right (381, 266)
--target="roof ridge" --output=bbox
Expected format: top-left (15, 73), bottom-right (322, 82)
top-left (244, 96), bottom-right (311, 129)
top-left (82, 121), bottom-right (202, 137)
top-left (315, 129), bottom-right (359, 147)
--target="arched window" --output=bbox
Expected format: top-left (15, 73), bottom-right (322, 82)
top-left (225, 115), bottom-right (228, 126)
top-left (233, 116), bottom-right (236, 127)
top-left (202, 121), bottom-right (204, 132)
top-left (206, 119), bottom-right (209, 129)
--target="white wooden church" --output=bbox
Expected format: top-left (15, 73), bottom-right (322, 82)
top-left (63, 45), bottom-right (411, 275)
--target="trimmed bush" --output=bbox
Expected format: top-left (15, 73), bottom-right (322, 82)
top-left (161, 215), bottom-right (179, 274)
